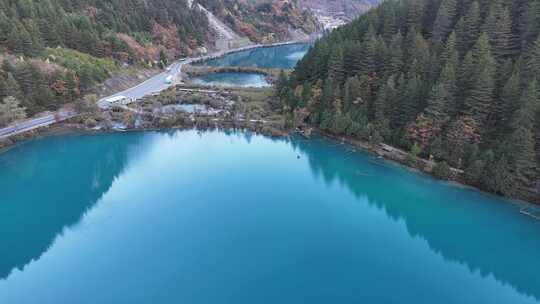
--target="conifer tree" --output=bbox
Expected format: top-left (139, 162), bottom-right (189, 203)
top-left (397, 70), bottom-right (422, 128)
top-left (510, 80), bottom-right (538, 131)
top-left (405, 0), bottom-right (425, 34)
top-left (425, 82), bottom-right (451, 123)
top-left (497, 69), bottom-right (521, 131)
top-left (441, 31), bottom-right (459, 68)
top-left (455, 1), bottom-right (480, 55)
top-left (381, 5), bottom-right (397, 41)
top-left (484, 6), bottom-right (514, 61)
top-left (327, 47), bottom-right (345, 86)
top-left (463, 33), bottom-right (496, 128)
top-left (432, 0), bottom-right (458, 43)
top-left (343, 76), bottom-right (361, 110)
top-left (3, 73), bottom-right (22, 100)
top-left (526, 34), bottom-right (540, 82)
top-left (507, 126), bottom-right (537, 193)
top-left (343, 42), bottom-right (363, 78)
top-left (373, 82), bottom-right (387, 123)
top-left (385, 32), bottom-right (404, 77)
top-left (359, 33), bottom-right (378, 76)
top-left (0, 96), bottom-right (26, 127)
top-left (518, 0), bottom-right (540, 47)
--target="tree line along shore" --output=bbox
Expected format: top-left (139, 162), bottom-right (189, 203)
top-left (278, 0), bottom-right (540, 203)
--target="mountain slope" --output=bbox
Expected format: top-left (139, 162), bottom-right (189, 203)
top-left (299, 0), bottom-right (382, 30)
top-left (281, 0), bottom-right (540, 202)
top-left (0, 0), bottom-right (210, 115)
top-left (198, 0), bottom-right (321, 43)
top-left (0, 0), bottom-right (318, 117)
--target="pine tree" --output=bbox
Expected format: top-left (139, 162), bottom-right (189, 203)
top-left (321, 78), bottom-right (334, 108)
top-left (520, 0), bottom-right (540, 47)
top-left (300, 82), bottom-right (312, 108)
top-left (487, 154), bottom-right (514, 195)
top-left (441, 31), bottom-right (459, 68)
top-left (425, 82), bottom-right (451, 123)
top-left (275, 70), bottom-right (290, 101)
top-left (510, 80), bottom-right (538, 132)
top-left (483, 6), bottom-right (515, 61)
top-left (526, 34), bottom-right (540, 82)
top-left (507, 126), bottom-right (537, 193)
top-left (497, 69), bottom-right (521, 132)
top-left (407, 32), bottom-right (430, 78)
top-left (463, 33), bottom-right (496, 128)
top-left (375, 36), bottom-right (388, 76)
top-left (6, 26), bottom-right (23, 54)
top-left (0, 96), bottom-right (26, 127)
top-left (359, 32), bottom-right (378, 76)
top-left (381, 5), bottom-right (397, 41)
top-left (373, 82), bottom-right (387, 123)
top-left (457, 51), bottom-right (475, 104)
top-left (3, 73), bottom-right (23, 100)
top-left (405, 0), bottom-right (425, 34)
top-left (432, 0), bottom-right (458, 43)
top-left (445, 116), bottom-right (482, 166)
top-left (503, 80), bottom-right (539, 193)
top-left (343, 42), bottom-right (363, 78)
top-left (455, 1), bottom-right (480, 56)
top-left (384, 32), bottom-right (404, 77)
top-left (437, 33), bottom-right (459, 115)
top-left (343, 76), bottom-right (361, 110)
top-left (327, 47), bottom-right (345, 86)
top-left (397, 70), bottom-right (422, 128)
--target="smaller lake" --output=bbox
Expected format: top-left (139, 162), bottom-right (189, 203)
top-left (191, 72), bottom-right (270, 88)
top-left (200, 43), bottom-right (310, 69)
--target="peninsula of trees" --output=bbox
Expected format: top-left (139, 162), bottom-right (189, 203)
top-left (279, 0), bottom-right (540, 202)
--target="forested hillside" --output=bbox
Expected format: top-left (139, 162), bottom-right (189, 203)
top-left (280, 0), bottom-right (540, 201)
top-left (0, 0), bottom-right (209, 116)
top-left (0, 0), bottom-right (318, 119)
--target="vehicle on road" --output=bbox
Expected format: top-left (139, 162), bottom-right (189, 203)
top-left (105, 95), bottom-right (134, 106)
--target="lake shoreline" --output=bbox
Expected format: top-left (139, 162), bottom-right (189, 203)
top-left (4, 121), bottom-right (539, 209)
top-left (314, 129), bottom-right (540, 207)
top-left (0, 117), bottom-right (291, 153)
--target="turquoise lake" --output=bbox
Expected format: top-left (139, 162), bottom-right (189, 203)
top-left (192, 72), bottom-right (270, 88)
top-left (200, 43), bottom-right (310, 69)
top-left (1, 130), bottom-right (540, 303)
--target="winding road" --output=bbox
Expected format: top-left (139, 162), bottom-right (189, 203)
top-left (96, 40), bottom-right (308, 109)
top-left (0, 110), bottom-right (76, 139)
top-left (97, 61), bottom-right (184, 109)
top-left (1, 40), bottom-right (310, 139)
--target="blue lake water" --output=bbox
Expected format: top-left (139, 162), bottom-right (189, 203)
top-left (192, 72), bottom-right (270, 88)
top-left (1, 130), bottom-right (539, 304)
top-left (200, 43), bottom-right (310, 69)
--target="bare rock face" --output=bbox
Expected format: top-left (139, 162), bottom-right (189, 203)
top-left (298, 0), bottom-right (381, 30)
top-left (197, 0), bottom-right (321, 43)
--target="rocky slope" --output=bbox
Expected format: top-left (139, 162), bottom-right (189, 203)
top-left (299, 0), bottom-right (382, 29)
top-left (198, 0), bottom-right (321, 43)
